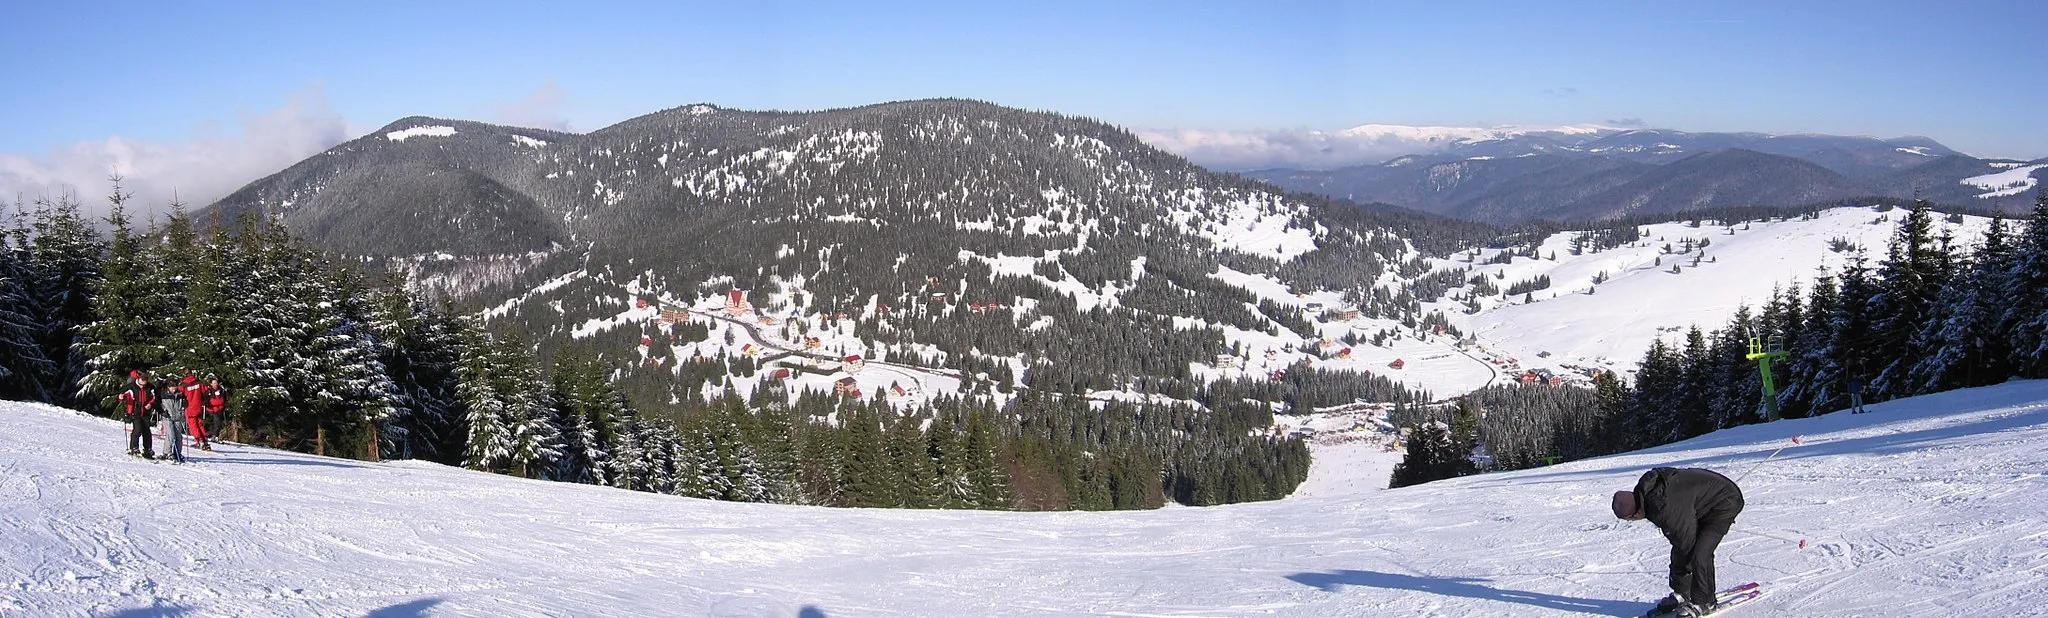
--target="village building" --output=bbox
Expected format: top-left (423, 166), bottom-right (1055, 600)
top-left (842, 354), bottom-right (866, 373)
top-left (834, 377), bottom-right (861, 397)
top-left (1389, 358), bottom-right (1406, 370)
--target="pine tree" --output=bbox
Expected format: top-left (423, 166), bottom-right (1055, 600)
top-left (0, 223), bottom-right (54, 400)
top-left (1910, 217), bottom-right (2012, 391)
top-left (73, 188), bottom-right (166, 413)
top-left (1868, 199), bottom-right (1951, 396)
top-left (25, 193), bottom-right (103, 406)
top-left (2008, 191), bottom-right (2048, 377)
top-left (457, 322), bottom-right (514, 472)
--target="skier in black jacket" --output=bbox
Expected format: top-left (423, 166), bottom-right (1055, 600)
top-left (119, 371), bottom-right (157, 458)
top-left (1613, 467), bottom-right (1744, 617)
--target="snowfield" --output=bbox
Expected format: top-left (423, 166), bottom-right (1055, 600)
top-left (6, 380), bottom-right (2046, 616)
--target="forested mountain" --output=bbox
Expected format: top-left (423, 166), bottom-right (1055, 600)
top-left (1246, 129), bottom-right (2043, 223)
top-left (180, 99), bottom-right (1525, 507)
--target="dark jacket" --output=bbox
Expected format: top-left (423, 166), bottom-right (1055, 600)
top-left (1633, 467), bottom-right (1743, 574)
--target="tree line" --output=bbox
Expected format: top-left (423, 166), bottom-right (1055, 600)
top-left (1391, 193), bottom-right (2048, 487)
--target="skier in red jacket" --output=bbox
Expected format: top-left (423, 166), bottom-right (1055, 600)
top-left (180, 372), bottom-right (211, 451)
top-left (118, 370), bottom-right (157, 458)
top-left (202, 373), bottom-right (227, 442)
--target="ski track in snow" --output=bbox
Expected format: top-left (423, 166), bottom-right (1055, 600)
top-left (6, 381), bottom-right (2047, 616)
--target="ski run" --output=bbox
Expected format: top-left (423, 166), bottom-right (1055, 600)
top-left (4, 379), bottom-right (2046, 616)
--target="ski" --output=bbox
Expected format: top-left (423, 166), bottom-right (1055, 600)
top-left (1642, 582), bottom-right (1764, 618)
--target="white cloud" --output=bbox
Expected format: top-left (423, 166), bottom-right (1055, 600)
top-left (1137, 122), bottom-right (1621, 171)
top-left (494, 82), bottom-right (571, 132)
top-left (0, 86), bottom-right (350, 223)
top-left (1136, 127), bottom-right (1467, 171)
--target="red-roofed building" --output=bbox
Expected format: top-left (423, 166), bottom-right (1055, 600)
top-left (1389, 359), bottom-right (1406, 370)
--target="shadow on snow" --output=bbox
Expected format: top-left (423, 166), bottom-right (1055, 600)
top-left (1286, 569), bottom-right (1639, 616)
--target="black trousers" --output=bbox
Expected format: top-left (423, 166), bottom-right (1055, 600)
top-left (128, 415), bottom-right (153, 454)
top-left (1676, 498), bottom-right (1744, 606)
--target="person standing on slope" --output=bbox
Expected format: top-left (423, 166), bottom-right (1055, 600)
top-left (1613, 467), bottom-right (1745, 617)
top-left (119, 370), bottom-right (157, 458)
top-left (180, 371), bottom-right (211, 451)
top-left (157, 378), bottom-right (187, 463)
top-left (202, 373), bottom-right (227, 442)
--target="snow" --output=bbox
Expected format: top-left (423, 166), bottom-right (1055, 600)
top-left (384, 126), bottom-right (457, 142)
top-left (1960, 163), bottom-right (2046, 198)
top-left (1457, 207), bottom-right (1991, 378)
top-left (510, 135), bottom-right (547, 148)
top-left (1895, 146), bottom-right (1936, 156)
top-left (8, 379), bottom-right (2046, 616)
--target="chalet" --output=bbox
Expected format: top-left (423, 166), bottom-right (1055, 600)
top-left (658, 309), bottom-right (689, 324)
top-left (842, 354), bottom-right (866, 373)
top-left (741, 343), bottom-right (761, 356)
top-left (929, 293), bottom-right (949, 302)
top-left (758, 317), bottom-right (777, 326)
top-left (1547, 375), bottom-right (1566, 386)
top-left (772, 368), bottom-right (792, 379)
top-left (1337, 347), bottom-right (1352, 359)
top-left (1519, 372), bottom-right (1542, 384)
top-left (634, 297), bottom-right (650, 309)
top-left (723, 289), bottom-right (750, 316)
top-left (890, 381), bottom-right (911, 397)
top-left (1213, 355), bottom-right (1238, 369)
top-left (968, 302), bottom-right (1005, 313)
top-left (1389, 358), bottom-right (1406, 370)
top-left (1268, 370), bottom-right (1286, 382)
top-left (639, 336), bottom-right (653, 347)
top-left (834, 377), bottom-right (861, 397)
top-left (1317, 338), bottom-right (1339, 351)
top-left (1335, 309), bottom-right (1361, 321)
top-left (804, 337), bottom-right (823, 349)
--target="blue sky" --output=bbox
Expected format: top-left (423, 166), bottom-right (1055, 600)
top-left (3, 0), bottom-right (2043, 208)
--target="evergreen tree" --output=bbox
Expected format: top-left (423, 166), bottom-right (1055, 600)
top-left (0, 223), bottom-right (53, 400)
top-left (73, 190), bottom-right (165, 413)
top-left (2008, 191), bottom-right (2048, 377)
top-left (25, 193), bottom-right (103, 406)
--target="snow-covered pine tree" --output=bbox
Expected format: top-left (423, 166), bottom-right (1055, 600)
top-left (163, 216), bottom-right (248, 400)
top-left (0, 221), bottom-right (54, 400)
top-left (236, 216), bottom-right (330, 442)
top-left (309, 265), bottom-right (401, 459)
top-left (487, 334), bottom-right (560, 478)
top-left (25, 193), bottom-right (103, 406)
top-left (1868, 199), bottom-right (1952, 397)
top-left (73, 188), bottom-right (169, 412)
top-left (1909, 217), bottom-right (2013, 392)
top-left (373, 289), bottom-right (468, 463)
top-left (2007, 191), bottom-right (2048, 378)
top-left (457, 322), bottom-right (514, 473)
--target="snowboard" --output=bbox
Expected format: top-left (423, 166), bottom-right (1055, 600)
top-left (1642, 582), bottom-right (1764, 618)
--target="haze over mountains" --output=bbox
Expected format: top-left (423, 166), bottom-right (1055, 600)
top-left (1232, 125), bottom-right (2045, 223)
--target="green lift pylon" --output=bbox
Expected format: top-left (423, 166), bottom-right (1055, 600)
top-left (1745, 334), bottom-right (1789, 421)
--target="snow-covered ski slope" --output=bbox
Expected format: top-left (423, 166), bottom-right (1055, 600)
top-left (7, 380), bottom-right (2046, 616)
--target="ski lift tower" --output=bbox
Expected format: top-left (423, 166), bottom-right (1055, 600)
top-left (1745, 333), bottom-right (1790, 421)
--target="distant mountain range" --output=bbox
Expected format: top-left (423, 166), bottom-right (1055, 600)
top-left (1240, 127), bottom-right (2045, 223)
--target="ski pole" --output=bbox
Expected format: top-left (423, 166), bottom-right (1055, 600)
top-left (1734, 526), bottom-right (1807, 550)
top-left (1733, 435), bottom-right (1800, 484)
